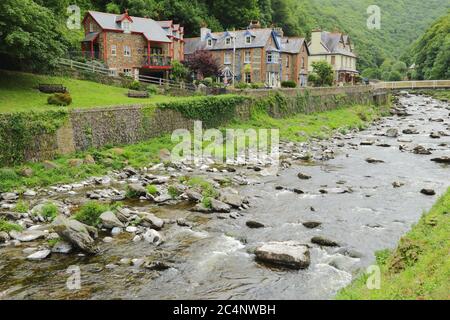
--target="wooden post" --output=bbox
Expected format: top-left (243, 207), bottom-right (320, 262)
top-left (148, 41), bottom-right (151, 65)
top-left (90, 41), bottom-right (94, 59)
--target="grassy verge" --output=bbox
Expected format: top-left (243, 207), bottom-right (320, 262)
top-left (416, 89), bottom-right (450, 102)
top-left (230, 103), bottom-right (391, 141)
top-left (0, 70), bottom-right (200, 113)
top-left (0, 103), bottom-right (389, 193)
top-left (337, 188), bottom-right (450, 300)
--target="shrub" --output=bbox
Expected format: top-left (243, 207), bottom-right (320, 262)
top-left (201, 77), bottom-right (213, 87)
top-left (128, 80), bottom-right (141, 91)
top-left (47, 93), bottom-right (72, 106)
top-left (40, 202), bottom-right (59, 221)
top-left (186, 176), bottom-right (219, 198)
top-left (0, 219), bottom-right (23, 232)
top-left (308, 73), bottom-right (320, 87)
top-left (15, 200), bottom-right (29, 213)
top-left (168, 185), bottom-right (181, 199)
top-left (251, 82), bottom-right (265, 89)
top-left (73, 201), bottom-right (109, 226)
top-left (146, 185), bottom-right (159, 196)
top-left (0, 168), bottom-right (18, 181)
top-left (281, 80), bottom-right (297, 88)
top-left (146, 84), bottom-right (158, 95)
top-left (234, 82), bottom-right (249, 89)
top-left (202, 197), bottom-right (212, 209)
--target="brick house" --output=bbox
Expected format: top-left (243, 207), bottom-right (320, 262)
top-left (81, 11), bottom-right (184, 79)
top-left (184, 23), bottom-right (309, 88)
top-left (308, 30), bottom-right (358, 84)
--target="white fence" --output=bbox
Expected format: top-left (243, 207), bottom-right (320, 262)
top-left (372, 80), bottom-right (450, 90)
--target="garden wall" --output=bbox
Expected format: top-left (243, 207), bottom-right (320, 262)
top-left (0, 89), bottom-right (389, 166)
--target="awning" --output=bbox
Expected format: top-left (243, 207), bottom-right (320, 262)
top-left (221, 66), bottom-right (235, 78)
top-left (82, 32), bottom-right (100, 42)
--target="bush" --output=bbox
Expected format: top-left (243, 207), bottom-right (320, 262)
top-left (15, 200), bottom-right (29, 213)
top-left (251, 82), bottom-right (265, 89)
top-left (308, 73), bottom-right (320, 87)
top-left (0, 168), bottom-right (18, 181)
top-left (281, 80), bottom-right (297, 88)
top-left (73, 201), bottom-right (109, 226)
top-left (168, 185), bottom-right (182, 199)
top-left (47, 93), bottom-right (72, 106)
top-left (146, 185), bottom-right (159, 196)
top-left (234, 82), bottom-right (250, 89)
top-left (146, 84), bottom-right (158, 95)
top-left (128, 80), bottom-right (141, 91)
top-left (201, 77), bottom-right (214, 87)
top-left (40, 202), bottom-right (59, 221)
top-left (0, 218), bottom-right (23, 232)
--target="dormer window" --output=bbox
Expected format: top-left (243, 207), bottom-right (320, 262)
top-left (122, 21), bottom-right (131, 33)
top-left (245, 35), bottom-right (252, 44)
top-left (207, 38), bottom-right (213, 47)
top-left (89, 23), bottom-right (94, 33)
top-left (225, 37), bottom-right (232, 45)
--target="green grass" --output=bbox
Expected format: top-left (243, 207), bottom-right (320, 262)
top-left (39, 202), bottom-right (59, 221)
top-left (146, 185), bottom-right (159, 196)
top-left (337, 188), bottom-right (450, 300)
top-left (229, 103), bottom-right (391, 142)
top-left (0, 69), bottom-right (198, 113)
top-left (418, 90), bottom-right (450, 102)
top-left (73, 201), bottom-right (110, 227)
top-left (0, 219), bottom-right (23, 233)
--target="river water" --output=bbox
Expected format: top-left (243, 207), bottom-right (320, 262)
top-left (0, 94), bottom-right (448, 300)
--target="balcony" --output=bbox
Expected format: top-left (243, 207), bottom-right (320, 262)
top-left (142, 55), bottom-right (172, 69)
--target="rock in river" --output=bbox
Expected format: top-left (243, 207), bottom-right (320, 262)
top-left (210, 199), bottom-right (231, 213)
top-left (302, 221), bottom-right (322, 229)
top-left (100, 211), bottom-right (124, 229)
top-left (9, 230), bottom-right (46, 242)
top-left (140, 213), bottom-right (165, 230)
top-left (246, 220), bottom-right (265, 229)
top-left (431, 156), bottom-right (450, 164)
top-left (255, 241), bottom-right (310, 269)
top-left (52, 216), bottom-right (99, 254)
top-left (27, 249), bottom-right (51, 261)
top-left (311, 236), bottom-right (339, 247)
top-left (420, 189), bottom-right (436, 196)
top-left (297, 172), bottom-right (312, 180)
top-left (143, 229), bottom-right (163, 245)
top-left (385, 128), bottom-right (399, 138)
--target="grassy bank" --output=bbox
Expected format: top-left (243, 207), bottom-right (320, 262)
top-left (337, 188), bottom-right (450, 300)
top-left (0, 70), bottom-right (199, 113)
top-left (416, 89), bottom-right (450, 102)
top-left (0, 102), bottom-right (389, 193)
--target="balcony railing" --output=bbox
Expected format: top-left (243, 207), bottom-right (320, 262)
top-left (142, 55), bottom-right (172, 68)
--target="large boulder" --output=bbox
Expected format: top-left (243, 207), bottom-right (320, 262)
top-left (127, 184), bottom-right (147, 197)
top-left (311, 236), bottom-right (339, 247)
top-left (210, 199), bottom-right (231, 213)
top-left (27, 249), bottom-right (51, 261)
top-left (255, 241), bottom-right (310, 269)
top-left (52, 216), bottom-right (99, 254)
top-left (143, 229), bottom-right (163, 246)
top-left (9, 230), bottom-right (46, 242)
top-left (99, 211), bottom-right (124, 229)
top-left (219, 192), bottom-right (244, 208)
top-left (140, 213), bottom-right (164, 230)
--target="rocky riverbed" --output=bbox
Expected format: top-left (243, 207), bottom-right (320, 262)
top-left (0, 93), bottom-right (449, 300)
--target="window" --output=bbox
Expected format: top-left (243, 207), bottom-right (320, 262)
top-left (225, 37), bottom-right (232, 45)
top-left (244, 50), bottom-right (251, 64)
top-left (111, 45), bottom-right (117, 56)
top-left (122, 21), bottom-right (131, 33)
top-left (207, 38), bottom-right (213, 47)
top-left (331, 56), bottom-right (336, 66)
top-left (123, 68), bottom-right (132, 77)
top-left (245, 35), bottom-right (252, 44)
top-left (124, 45), bottom-right (131, 57)
top-left (245, 72), bottom-right (251, 84)
top-left (224, 52), bottom-right (232, 65)
top-left (301, 57), bottom-right (305, 69)
top-left (267, 52), bottom-right (279, 64)
top-left (286, 55), bottom-right (290, 68)
top-left (108, 68), bottom-right (117, 77)
top-left (89, 23), bottom-right (94, 33)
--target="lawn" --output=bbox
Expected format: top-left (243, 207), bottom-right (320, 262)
top-left (337, 188), bottom-right (450, 300)
top-left (0, 69), bottom-right (193, 113)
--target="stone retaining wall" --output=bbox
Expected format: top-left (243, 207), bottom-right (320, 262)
top-left (0, 89), bottom-right (389, 165)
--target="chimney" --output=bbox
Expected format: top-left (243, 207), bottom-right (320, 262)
top-left (200, 26), bottom-right (211, 41)
top-left (310, 29), bottom-right (322, 53)
top-left (273, 27), bottom-right (284, 37)
top-left (248, 20), bottom-right (261, 29)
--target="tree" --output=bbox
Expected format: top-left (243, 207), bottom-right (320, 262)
top-left (171, 60), bottom-right (189, 81)
top-left (106, 2), bottom-right (121, 14)
top-left (0, 0), bottom-right (67, 72)
top-left (388, 71), bottom-right (402, 81)
top-left (311, 60), bottom-right (334, 86)
top-left (185, 50), bottom-right (220, 79)
top-left (208, 0), bottom-right (260, 29)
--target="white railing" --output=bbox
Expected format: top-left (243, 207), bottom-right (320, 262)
top-left (372, 80), bottom-right (450, 90)
top-left (58, 58), bottom-right (196, 91)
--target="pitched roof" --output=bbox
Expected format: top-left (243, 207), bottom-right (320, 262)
top-left (87, 11), bottom-right (171, 43)
top-left (317, 31), bottom-right (356, 57)
top-left (185, 30), bottom-right (307, 55)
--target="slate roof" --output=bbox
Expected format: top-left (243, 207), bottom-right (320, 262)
top-left (184, 29), bottom-right (307, 55)
top-left (318, 31), bottom-right (356, 57)
top-left (87, 11), bottom-right (171, 43)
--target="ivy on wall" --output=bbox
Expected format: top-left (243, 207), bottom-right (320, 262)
top-left (157, 95), bottom-right (249, 128)
top-left (0, 110), bottom-right (68, 166)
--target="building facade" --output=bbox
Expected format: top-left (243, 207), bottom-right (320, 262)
top-left (308, 30), bottom-right (358, 84)
top-left (81, 11), bottom-right (184, 79)
top-left (184, 23), bottom-right (309, 88)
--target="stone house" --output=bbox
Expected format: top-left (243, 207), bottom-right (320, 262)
top-left (81, 11), bottom-right (184, 79)
top-left (184, 23), bottom-right (309, 88)
top-left (308, 30), bottom-right (358, 84)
